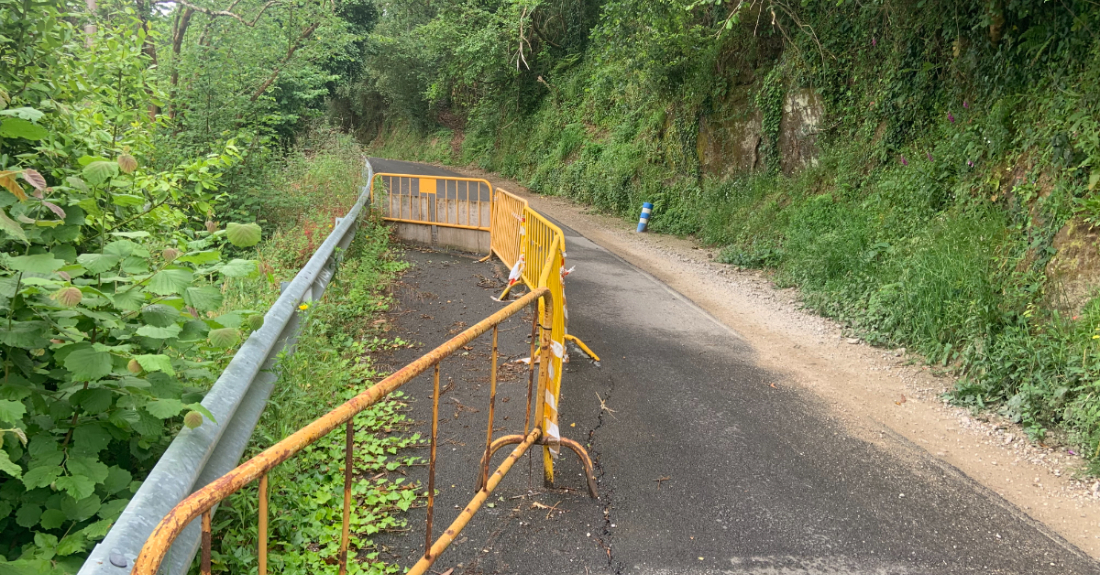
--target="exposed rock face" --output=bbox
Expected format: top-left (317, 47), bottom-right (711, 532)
top-left (1046, 218), bottom-right (1100, 315)
top-left (779, 88), bottom-right (823, 174)
top-left (697, 86), bottom-right (823, 177)
top-left (698, 109), bottom-right (763, 177)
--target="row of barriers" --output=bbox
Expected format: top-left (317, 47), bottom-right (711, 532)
top-left (127, 167), bottom-right (599, 575)
top-left (369, 172), bottom-right (601, 484)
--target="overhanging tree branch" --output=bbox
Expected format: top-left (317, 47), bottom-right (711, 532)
top-left (250, 22), bottom-right (321, 102)
top-left (154, 0), bottom-right (281, 27)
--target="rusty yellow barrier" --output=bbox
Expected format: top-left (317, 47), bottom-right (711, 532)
top-left (130, 287), bottom-right (597, 575)
top-left (369, 173), bottom-right (493, 231)
top-left (486, 188), bottom-right (528, 266)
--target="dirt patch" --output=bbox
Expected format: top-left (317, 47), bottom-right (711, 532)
top-left (440, 161), bottom-right (1100, 560)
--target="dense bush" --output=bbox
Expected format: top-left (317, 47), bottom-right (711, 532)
top-left (0, 0), bottom-right (378, 566)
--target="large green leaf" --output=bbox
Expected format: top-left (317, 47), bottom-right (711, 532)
top-left (56, 475), bottom-right (97, 501)
top-left (142, 303), bottom-right (181, 327)
top-left (110, 286), bottom-right (145, 311)
top-left (0, 321), bottom-right (49, 349)
top-left (64, 347), bottom-right (113, 381)
top-left (38, 509), bottom-right (66, 530)
top-left (77, 252), bottom-right (122, 274)
top-left (134, 354), bottom-right (175, 375)
top-left (0, 208), bottom-right (27, 242)
top-left (0, 450), bottom-right (21, 479)
top-left (148, 268), bottom-right (193, 295)
top-left (184, 286), bottom-right (223, 312)
top-left (0, 107), bottom-right (45, 121)
top-left (70, 388), bottom-right (112, 414)
top-left (7, 253), bottom-right (64, 273)
top-left (207, 327), bottom-right (241, 348)
top-left (225, 222), bottom-right (262, 247)
top-left (66, 457), bottom-right (109, 483)
top-left (56, 532), bottom-right (88, 556)
top-left (0, 118), bottom-right (48, 140)
top-left (220, 259), bottom-right (258, 278)
top-left (20, 466), bottom-right (60, 490)
top-left (110, 194), bottom-right (144, 207)
top-left (102, 466), bottom-right (132, 494)
top-left (135, 324), bottom-right (182, 339)
top-left (59, 493), bottom-right (100, 521)
top-left (82, 161), bottom-right (119, 186)
top-left (176, 250), bottom-right (221, 265)
top-left (0, 399), bottom-right (26, 424)
top-left (145, 398), bottom-right (183, 419)
top-left (15, 504), bottom-right (41, 528)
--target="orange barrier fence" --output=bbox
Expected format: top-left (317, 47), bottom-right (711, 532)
top-left (369, 173), bottom-right (492, 231)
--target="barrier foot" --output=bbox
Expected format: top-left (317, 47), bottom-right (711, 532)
top-left (477, 253), bottom-right (493, 263)
top-left (565, 334), bottom-right (601, 363)
top-left (556, 437), bottom-right (599, 499)
top-left (492, 283), bottom-right (516, 302)
top-left (476, 434), bottom-right (598, 499)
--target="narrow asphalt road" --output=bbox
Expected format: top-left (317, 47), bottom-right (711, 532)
top-left (367, 158), bottom-right (1100, 575)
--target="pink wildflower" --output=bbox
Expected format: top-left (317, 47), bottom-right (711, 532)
top-left (900, 155), bottom-right (908, 166)
top-left (948, 112), bottom-right (955, 123)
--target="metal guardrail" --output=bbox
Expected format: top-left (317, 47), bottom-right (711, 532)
top-left (78, 159), bottom-right (377, 575)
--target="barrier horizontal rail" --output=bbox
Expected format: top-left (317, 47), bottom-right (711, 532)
top-left (78, 160), bottom-right (376, 575)
top-left (368, 173), bottom-right (493, 231)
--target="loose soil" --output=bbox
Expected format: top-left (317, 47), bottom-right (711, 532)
top-left (441, 163), bottom-right (1100, 560)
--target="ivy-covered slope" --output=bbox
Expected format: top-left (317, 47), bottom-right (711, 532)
top-left (349, 0), bottom-right (1100, 466)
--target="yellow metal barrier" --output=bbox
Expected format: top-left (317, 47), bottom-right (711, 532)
top-left (486, 194), bottom-right (599, 483)
top-left (130, 288), bottom-right (597, 575)
top-left (486, 188), bottom-right (528, 266)
top-left (369, 173), bottom-right (493, 231)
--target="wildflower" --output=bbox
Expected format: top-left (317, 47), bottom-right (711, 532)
top-left (299, 303), bottom-right (310, 311)
top-left (1093, 335), bottom-right (1099, 340)
top-left (872, 37), bottom-right (877, 47)
top-left (967, 160), bottom-right (974, 167)
top-left (900, 155), bottom-right (909, 166)
top-left (963, 100), bottom-right (969, 109)
top-left (948, 112), bottom-right (955, 123)
top-left (926, 153), bottom-right (934, 162)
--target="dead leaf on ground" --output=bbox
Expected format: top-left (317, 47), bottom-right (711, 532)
top-left (895, 394), bottom-right (907, 405)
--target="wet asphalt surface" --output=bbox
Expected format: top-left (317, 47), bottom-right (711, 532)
top-left (367, 159), bottom-right (1100, 575)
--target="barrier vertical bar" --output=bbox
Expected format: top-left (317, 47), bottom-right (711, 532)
top-left (482, 326), bottom-right (499, 489)
top-left (338, 420), bottom-right (353, 575)
top-left (200, 511), bottom-right (211, 575)
top-left (425, 364), bottom-right (440, 560)
top-left (258, 474), bottom-right (268, 575)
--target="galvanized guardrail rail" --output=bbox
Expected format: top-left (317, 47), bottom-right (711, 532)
top-left (78, 159), bottom-right (376, 575)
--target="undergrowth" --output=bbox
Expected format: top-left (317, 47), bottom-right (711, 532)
top-left (201, 131), bottom-right (420, 573)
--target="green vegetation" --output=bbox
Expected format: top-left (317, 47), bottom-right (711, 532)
top-left (352, 1), bottom-right (1100, 466)
top-left (0, 0), bottom-right (384, 562)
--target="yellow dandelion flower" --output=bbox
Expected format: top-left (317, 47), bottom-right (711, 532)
top-left (299, 303), bottom-right (310, 311)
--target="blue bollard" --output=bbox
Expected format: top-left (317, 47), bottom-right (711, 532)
top-left (637, 202), bottom-right (653, 232)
